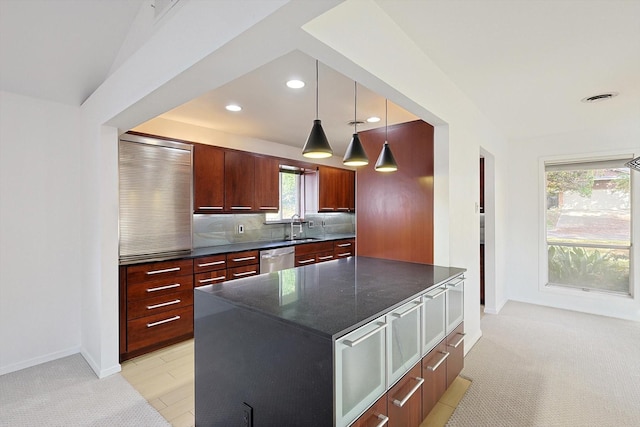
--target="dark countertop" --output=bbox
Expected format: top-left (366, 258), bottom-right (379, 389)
top-left (195, 256), bottom-right (465, 339)
top-left (119, 233), bottom-right (355, 265)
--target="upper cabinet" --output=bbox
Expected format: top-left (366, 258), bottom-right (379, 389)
top-left (193, 143), bottom-right (225, 213)
top-left (254, 155), bottom-right (279, 212)
top-left (224, 150), bottom-right (255, 212)
top-left (308, 166), bottom-right (355, 213)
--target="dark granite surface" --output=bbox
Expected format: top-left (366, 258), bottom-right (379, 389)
top-left (119, 233), bottom-right (355, 265)
top-left (195, 256), bottom-right (465, 339)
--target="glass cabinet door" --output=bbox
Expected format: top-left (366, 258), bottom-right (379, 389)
top-left (334, 316), bottom-right (387, 427)
top-left (422, 286), bottom-right (447, 355)
top-left (387, 298), bottom-right (423, 386)
top-left (445, 276), bottom-right (465, 334)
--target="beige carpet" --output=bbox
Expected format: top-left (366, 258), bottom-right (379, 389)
top-left (447, 301), bottom-right (640, 426)
top-left (0, 353), bottom-right (169, 427)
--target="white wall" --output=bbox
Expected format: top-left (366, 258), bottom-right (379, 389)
top-left (506, 122), bottom-right (640, 321)
top-left (0, 91), bottom-right (82, 374)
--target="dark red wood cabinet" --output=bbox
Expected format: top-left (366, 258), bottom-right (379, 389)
top-left (225, 150), bottom-right (255, 212)
top-left (421, 341), bottom-right (449, 418)
top-left (254, 155), bottom-right (279, 212)
top-left (193, 143), bottom-right (225, 213)
top-left (387, 363), bottom-right (423, 427)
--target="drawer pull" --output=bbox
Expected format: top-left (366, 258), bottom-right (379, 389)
top-left (146, 283), bottom-right (180, 293)
top-left (318, 255), bottom-right (334, 260)
top-left (391, 301), bottom-right (423, 318)
top-left (298, 258), bottom-right (315, 264)
top-left (337, 207), bottom-right (350, 211)
top-left (232, 256), bottom-right (256, 262)
top-left (392, 377), bottom-right (424, 407)
top-left (146, 267), bottom-right (180, 275)
top-left (198, 206), bottom-right (223, 210)
top-left (147, 315), bottom-right (180, 328)
top-left (198, 276), bottom-right (225, 284)
top-left (147, 299), bottom-right (181, 310)
top-left (233, 270), bottom-right (257, 278)
top-left (231, 206), bottom-right (252, 210)
top-left (374, 414), bottom-right (389, 427)
top-left (448, 333), bottom-right (466, 349)
top-left (320, 207), bottom-right (336, 211)
top-left (259, 206), bottom-right (278, 210)
top-left (337, 252), bottom-right (352, 257)
top-left (447, 277), bottom-right (465, 288)
top-left (197, 260), bottom-right (225, 267)
top-left (343, 322), bottom-right (387, 347)
top-left (336, 243), bottom-right (352, 247)
top-left (427, 351), bottom-right (450, 371)
top-left (425, 288), bottom-right (447, 300)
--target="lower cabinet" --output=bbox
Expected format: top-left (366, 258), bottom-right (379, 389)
top-left (350, 394), bottom-right (388, 427)
top-left (387, 363), bottom-right (424, 427)
top-left (446, 322), bottom-right (465, 387)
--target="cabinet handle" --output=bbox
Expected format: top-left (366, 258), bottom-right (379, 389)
top-left (343, 322), bottom-right (387, 347)
top-left (259, 206), bottom-right (278, 210)
top-left (146, 267), bottom-right (180, 275)
top-left (297, 258), bottom-right (315, 264)
top-left (147, 299), bottom-right (181, 310)
top-left (374, 414), bottom-right (389, 427)
top-left (337, 252), bottom-right (351, 257)
top-left (427, 351), bottom-right (450, 371)
top-left (392, 377), bottom-right (424, 407)
top-left (337, 207), bottom-right (350, 211)
top-left (232, 256), bottom-right (256, 262)
top-left (198, 276), bottom-right (225, 284)
top-left (197, 260), bottom-right (225, 267)
top-left (147, 315), bottom-right (180, 328)
top-left (318, 255), bottom-right (334, 260)
top-left (425, 288), bottom-right (447, 300)
top-left (391, 301), bottom-right (423, 318)
top-left (231, 206), bottom-right (252, 210)
top-left (448, 333), bottom-right (466, 349)
top-left (233, 270), bottom-right (256, 278)
top-left (146, 283), bottom-right (180, 293)
top-left (336, 243), bottom-right (352, 247)
top-left (447, 277), bottom-right (465, 288)
top-left (198, 206), bottom-right (223, 210)
top-left (320, 207), bottom-right (335, 211)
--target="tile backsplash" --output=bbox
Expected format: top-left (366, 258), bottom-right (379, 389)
top-left (193, 213), bottom-right (355, 248)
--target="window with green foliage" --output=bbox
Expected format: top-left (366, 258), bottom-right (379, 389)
top-left (545, 158), bottom-right (632, 294)
top-left (265, 171), bottom-right (303, 222)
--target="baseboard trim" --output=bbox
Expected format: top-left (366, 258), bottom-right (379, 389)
top-left (80, 349), bottom-right (121, 379)
top-left (484, 298), bottom-right (508, 314)
top-left (0, 346), bottom-right (81, 376)
top-left (463, 328), bottom-right (482, 356)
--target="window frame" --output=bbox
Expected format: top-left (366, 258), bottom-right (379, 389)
top-left (538, 152), bottom-right (638, 300)
top-left (265, 169), bottom-right (305, 223)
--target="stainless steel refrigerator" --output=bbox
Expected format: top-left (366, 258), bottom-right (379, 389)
top-left (118, 133), bottom-right (193, 262)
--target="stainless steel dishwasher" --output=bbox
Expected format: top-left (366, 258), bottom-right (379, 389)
top-left (260, 246), bottom-right (295, 273)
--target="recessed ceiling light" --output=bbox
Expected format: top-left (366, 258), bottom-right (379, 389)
top-left (367, 116), bottom-right (381, 123)
top-left (225, 104), bottom-right (242, 112)
top-left (581, 92), bottom-right (619, 103)
top-left (286, 80), bottom-right (305, 89)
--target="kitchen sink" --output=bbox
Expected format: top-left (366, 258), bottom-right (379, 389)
top-left (287, 237), bottom-right (320, 243)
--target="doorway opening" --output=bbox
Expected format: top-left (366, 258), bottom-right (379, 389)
top-left (480, 148), bottom-right (497, 315)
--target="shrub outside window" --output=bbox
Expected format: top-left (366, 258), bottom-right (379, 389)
top-left (545, 158), bottom-right (632, 295)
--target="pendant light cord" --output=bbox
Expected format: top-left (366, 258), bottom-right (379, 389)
top-left (385, 99), bottom-right (388, 142)
top-left (315, 60), bottom-right (319, 120)
top-left (354, 82), bottom-right (358, 133)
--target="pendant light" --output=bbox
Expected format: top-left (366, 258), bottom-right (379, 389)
top-left (343, 82), bottom-right (369, 166)
top-left (374, 99), bottom-right (398, 172)
top-left (302, 60), bottom-right (333, 158)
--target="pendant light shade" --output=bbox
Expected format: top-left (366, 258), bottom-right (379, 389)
top-left (343, 82), bottom-right (369, 166)
top-left (374, 99), bottom-right (398, 172)
top-left (303, 60), bottom-right (333, 158)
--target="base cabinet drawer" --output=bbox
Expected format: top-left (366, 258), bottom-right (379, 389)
top-left (127, 305), bottom-right (193, 352)
top-left (387, 363), bottom-right (423, 427)
top-left (445, 322), bottom-right (465, 387)
top-left (226, 250), bottom-right (259, 268)
top-left (127, 275), bottom-right (194, 300)
top-left (350, 394), bottom-right (388, 427)
top-left (126, 259), bottom-right (193, 284)
top-left (195, 269), bottom-right (227, 286)
top-left (227, 264), bottom-right (259, 280)
top-left (127, 289), bottom-right (193, 320)
top-left (421, 342), bottom-right (448, 419)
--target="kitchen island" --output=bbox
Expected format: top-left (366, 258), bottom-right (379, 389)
top-left (194, 256), bottom-right (465, 426)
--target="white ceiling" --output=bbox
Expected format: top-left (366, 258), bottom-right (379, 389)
top-left (1, 0), bottom-right (638, 147)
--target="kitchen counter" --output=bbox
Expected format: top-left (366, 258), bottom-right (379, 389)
top-left (119, 233), bottom-right (355, 265)
top-left (195, 256), bottom-right (464, 339)
top-left (194, 256), bottom-right (465, 426)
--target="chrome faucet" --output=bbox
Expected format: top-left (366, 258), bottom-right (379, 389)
top-left (290, 214), bottom-right (301, 240)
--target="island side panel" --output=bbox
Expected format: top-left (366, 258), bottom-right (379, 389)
top-left (195, 290), bottom-right (334, 426)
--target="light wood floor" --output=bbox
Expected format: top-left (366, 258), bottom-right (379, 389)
top-left (121, 339), bottom-right (470, 427)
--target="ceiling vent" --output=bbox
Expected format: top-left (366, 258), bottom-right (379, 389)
top-left (581, 92), bottom-right (618, 103)
top-left (153, 0), bottom-right (181, 21)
